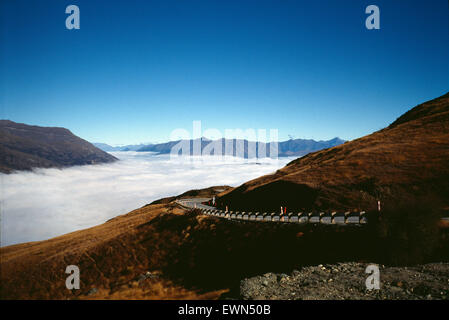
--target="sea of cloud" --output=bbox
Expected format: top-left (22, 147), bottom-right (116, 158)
top-left (0, 152), bottom-right (293, 246)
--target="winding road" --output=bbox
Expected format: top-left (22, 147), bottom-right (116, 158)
top-left (176, 198), bottom-right (368, 225)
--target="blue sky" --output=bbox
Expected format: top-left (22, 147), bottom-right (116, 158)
top-left (1, 0), bottom-right (448, 145)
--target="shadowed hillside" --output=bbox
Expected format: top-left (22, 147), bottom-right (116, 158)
top-left (2, 199), bottom-right (448, 299)
top-left (217, 92), bottom-right (449, 212)
top-left (0, 120), bottom-right (118, 173)
top-left (0, 203), bottom-right (228, 300)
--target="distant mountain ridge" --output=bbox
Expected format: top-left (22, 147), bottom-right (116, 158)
top-left (0, 120), bottom-right (118, 173)
top-left (95, 137), bottom-right (346, 158)
top-left (92, 143), bottom-right (147, 152)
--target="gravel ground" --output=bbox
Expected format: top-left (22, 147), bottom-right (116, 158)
top-left (240, 262), bottom-right (449, 300)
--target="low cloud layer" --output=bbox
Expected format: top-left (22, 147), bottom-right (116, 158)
top-left (1, 152), bottom-right (292, 246)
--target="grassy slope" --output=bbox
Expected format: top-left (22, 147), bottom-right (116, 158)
top-left (3, 201), bottom-right (447, 300)
top-left (0, 201), bottom-right (381, 299)
top-left (218, 92), bottom-right (449, 212)
top-left (0, 203), bottom-right (226, 299)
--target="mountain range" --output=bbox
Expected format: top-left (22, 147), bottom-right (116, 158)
top-left (92, 143), bottom-right (147, 152)
top-left (94, 137), bottom-right (346, 158)
top-left (0, 119), bottom-right (345, 174)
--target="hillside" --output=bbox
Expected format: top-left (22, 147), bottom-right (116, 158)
top-left (217, 92), bottom-right (449, 212)
top-left (2, 190), bottom-right (448, 300)
top-left (0, 120), bottom-right (118, 173)
top-left (148, 185), bottom-right (232, 205)
top-left (0, 202), bottom-right (225, 299)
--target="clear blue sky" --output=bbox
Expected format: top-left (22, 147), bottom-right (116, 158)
top-left (1, 0), bottom-right (448, 145)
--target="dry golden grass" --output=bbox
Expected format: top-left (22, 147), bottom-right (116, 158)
top-left (218, 92), bottom-right (449, 212)
top-left (0, 203), bottom-right (227, 300)
top-left (2, 199), bottom-right (448, 300)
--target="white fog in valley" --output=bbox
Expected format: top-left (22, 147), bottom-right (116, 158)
top-left (0, 152), bottom-right (293, 246)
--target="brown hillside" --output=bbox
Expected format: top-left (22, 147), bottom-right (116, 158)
top-left (0, 199), bottom-right (377, 300)
top-left (148, 185), bottom-right (232, 205)
top-left (0, 120), bottom-right (117, 173)
top-left (2, 192), bottom-right (449, 299)
top-left (0, 202), bottom-right (228, 300)
top-left (218, 92), bottom-right (449, 212)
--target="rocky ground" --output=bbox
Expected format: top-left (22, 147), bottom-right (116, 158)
top-left (240, 262), bottom-right (449, 300)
